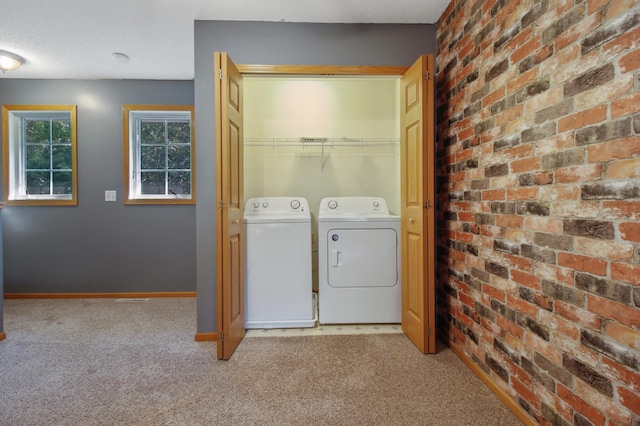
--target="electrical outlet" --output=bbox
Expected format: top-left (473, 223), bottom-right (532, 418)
top-left (105, 190), bottom-right (117, 202)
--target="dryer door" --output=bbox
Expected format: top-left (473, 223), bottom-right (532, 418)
top-left (327, 228), bottom-right (398, 288)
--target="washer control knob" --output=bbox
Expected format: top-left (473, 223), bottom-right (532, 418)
top-left (262, 202), bottom-right (269, 208)
top-left (290, 199), bottom-right (301, 209)
top-left (328, 199), bottom-right (338, 209)
top-left (373, 201), bottom-right (380, 208)
top-left (253, 202), bottom-right (260, 209)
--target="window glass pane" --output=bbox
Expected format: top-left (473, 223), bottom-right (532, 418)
top-left (26, 171), bottom-right (51, 195)
top-left (167, 122), bottom-right (190, 144)
top-left (51, 119), bottom-right (71, 144)
top-left (53, 172), bottom-right (72, 194)
top-left (140, 146), bottom-right (166, 169)
top-left (167, 145), bottom-right (190, 169)
top-left (25, 120), bottom-right (51, 143)
top-left (141, 172), bottom-right (165, 194)
top-left (52, 145), bottom-right (72, 170)
top-left (168, 172), bottom-right (191, 195)
top-left (140, 121), bottom-right (166, 144)
top-left (26, 145), bottom-right (51, 169)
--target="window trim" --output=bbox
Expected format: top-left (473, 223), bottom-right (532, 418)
top-left (122, 104), bottom-right (196, 205)
top-left (2, 104), bottom-right (78, 206)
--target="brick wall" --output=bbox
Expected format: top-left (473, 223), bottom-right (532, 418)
top-left (435, 0), bottom-right (640, 425)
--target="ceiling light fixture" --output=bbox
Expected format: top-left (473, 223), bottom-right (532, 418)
top-left (0, 49), bottom-right (25, 73)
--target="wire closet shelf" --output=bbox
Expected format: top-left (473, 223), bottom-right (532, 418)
top-left (244, 137), bottom-right (399, 150)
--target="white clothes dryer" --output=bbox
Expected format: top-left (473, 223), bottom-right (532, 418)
top-left (244, 197), bottom-right (315, 329)
top-left (318, 196), bottom-right (401, 324)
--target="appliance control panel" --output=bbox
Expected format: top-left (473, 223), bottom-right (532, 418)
top-left (319, 197), bottom-right (390, 216)
top-left (245, 197), bottom-right (309, 216)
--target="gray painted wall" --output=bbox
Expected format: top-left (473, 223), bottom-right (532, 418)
top-left (1, 207), bottom-right (3, 333)
top-left (0, 80), bottom-right (196, 293)
top-left (194, 21), bottom-right (436, 333)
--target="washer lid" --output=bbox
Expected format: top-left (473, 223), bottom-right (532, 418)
top-left (244, 197), bottom-right (310, 220)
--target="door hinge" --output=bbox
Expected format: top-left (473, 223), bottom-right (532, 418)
top-left (427, 326), bottom-right (431, 337)
top-left (425, 199), bottom-right (432, 209)
top-left (219, 200), bottom-right (225, 209)
top-left (219, 70), bottom-right (223, 80)
top-left (220, 331), bottom-right (224, 341)
top-left (425, 72), bottom-right (430, 81)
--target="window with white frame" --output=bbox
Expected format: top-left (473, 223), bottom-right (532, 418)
top-left (2, 105), bottom-right (77, 205)
top-left (123, 105), bottom-right (195, 204)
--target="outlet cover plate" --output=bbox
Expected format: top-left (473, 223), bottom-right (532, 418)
top-left (105, 190), bottom-right (117, 202)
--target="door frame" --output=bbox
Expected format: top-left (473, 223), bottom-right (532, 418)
top-left (218, 60), bottom-right (436, 354)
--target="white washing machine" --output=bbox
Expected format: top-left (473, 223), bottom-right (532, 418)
top-left (245, 197), bottom-right (315, 329)
top-left (318, 196), bottom-right (401, 324)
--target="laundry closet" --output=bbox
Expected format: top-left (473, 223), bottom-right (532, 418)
top-left (243, 75), bottom-right (402, 298)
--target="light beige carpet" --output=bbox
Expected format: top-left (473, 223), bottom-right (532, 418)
top-left (0, 298), bottom-right (522, 425)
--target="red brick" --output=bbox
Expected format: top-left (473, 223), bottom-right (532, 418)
top-left (555, 300), bottom-right (602, 331)
top-left (455, 147), bottom-right (473, 162)
top-left (457, 212), bottom-right (475, 222)
top-left (506, 293), bottom-right (537, 317)
top-left (603, 25), bottom-right (640, 60)
top-left (558, 105), bottom-right (607, 132)
top-left (611, 92), bottom-right (640, 118)
top-left (619, 222), bottom-right (640, 243)
top-left (509, 37), bottom-right (541, 69)
top-left (457, 37), bottom-right (475, 62)
top-left (497, 315), bottom-right (524, 339)
top-left (483, 87), bottom-right (505, 109)
top-left (502, 143), bottom-right (532, 161)
top-left (602, 201), bottom-right (640, 220)
top-left (557, 252), bottom-right (607, 276)
top-left (482, 283), bottom-right (505, 302)
top-left (619, 48), bottom-right (640, 74)
top-left (458, 291), bottom-right (474, 309)
top-left (506, 187), bottom-right (537, 200)
top-left (588, 294), bottom-right (640, 328)
top-left (587, 137), bottom-right (640, 163)
top-left (605, 0), bottom-right (640, 19)
top-left (503, 27), bottom-right (533, 55)
top-left (503, 253), bottom-right (533, 273)
top-left (557, 383), bottom-right (606, 426)
top-left (604, 158), bottom-right (640, 179)
top-left (523, 329), bottom-right (563, 364)
top-left (506, 67), bottom-right (537, 96)
top-left (618, 386), bottom-right (640, 416)
top-left (574, 379), bottom-right (633, 425)
top-left (482, 189), bottom-right (505, 200)
top-left (588, 0), bottom-right (609, 13)
top-left (554, 164), bottom-right (602, 183)
top-left (604, 321), bottom-right (640, 351)
top-left (451, 249), bottom-right (465, 261)
top-left (611, 262), bottom-right (640, 285)
top-left (510, 157), bottom-right (541, 173)
top-left (539, 309), bottom-right (580, 340)
top-left (496, 214), bottom-right (524, 228)
top-left (457, 125), bottom-right (475, 141)
top-left (511, 269), bottom-right (541, 287)
top-left (602, 356), bottom-right (640, 393)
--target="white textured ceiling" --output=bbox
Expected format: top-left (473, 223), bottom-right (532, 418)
top-left (0, 0), bottom-right (449, 80)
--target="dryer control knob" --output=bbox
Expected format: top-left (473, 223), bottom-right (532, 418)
top-left (262, 202), bottom-right (269, 208)
top-left (373, 201), bottom-right (380, 208)
top-left (253, 202), bottom-right (260, 208)
top-left (328, 199), bottom-right (338, 209)
top-left (290, 199), bottom-right (301, 209)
